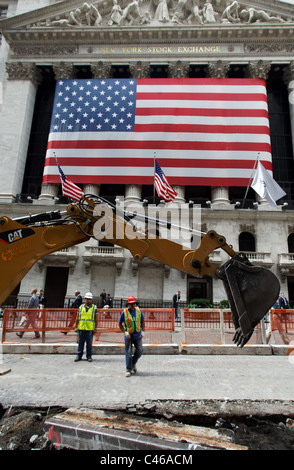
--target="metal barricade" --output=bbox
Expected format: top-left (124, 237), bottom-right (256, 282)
top-left (183, 308), bottom-right (263, 345)
top-left (183, 309), bottom-right (221, 328)
top-left (2, 307), bottom-right (174, 344)
top-left (270, 309), bottom-right (294, 333)
top-left (1, 308), bottom-right (78, 343)
top-left (268, 309), bottom-right (294, 345)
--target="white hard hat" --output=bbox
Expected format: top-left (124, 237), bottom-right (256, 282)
top-left (84, 292), bottom-right (93, 299)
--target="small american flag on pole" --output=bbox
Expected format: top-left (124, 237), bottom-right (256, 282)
top-left (154, 160), bottom-right (177, 202)
top-left (55, 155), bottom-right (84, 202)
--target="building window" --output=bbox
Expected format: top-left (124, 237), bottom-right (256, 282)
top-left (288, 233), bottom-right (294, 253)
top-left (239, 232), bottom-right (255, 252)
top-left (0, 5), bottom-right (8, 18)
top-left (0, 5), bottom-right (8, 42)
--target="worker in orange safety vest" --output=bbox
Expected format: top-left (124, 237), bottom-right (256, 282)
top-left (118, 296), bottom-right (145, 377)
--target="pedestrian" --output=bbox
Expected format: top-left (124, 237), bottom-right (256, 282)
top-left (16, 288), bottom-right (40, 339)
top-left (72, 290), bottom-right (83, 309)
top-left (62, 290), bottom-right (83, 334)
top-left (100, 289), bottom-right (106, 307)
top-left (118, 296), bottom-right (145, 377)
top-left (38, 289), bottom-right (47, 308)
top-left (74, 292), bottom-right (98, 362)
top-left (278, 292), bottom-right (290, 309)
top-left (172, 290), bottom-right (181, 320)
top-left (105, 293), bottom-right (113, 308)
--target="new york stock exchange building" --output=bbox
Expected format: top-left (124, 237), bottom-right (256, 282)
top-left (0, 0), bottom-right (294, 309)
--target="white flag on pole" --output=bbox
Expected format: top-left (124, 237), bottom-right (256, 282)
top-left (251, 161), bottom-right (286, 208)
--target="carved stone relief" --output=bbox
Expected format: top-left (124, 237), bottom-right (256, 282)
top-left (5, 62), bottom-right (42, 85)
top-left (30, 0), bottom-right (290, 29)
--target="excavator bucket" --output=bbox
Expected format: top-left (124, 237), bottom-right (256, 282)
top-left (216, 253), bottom-right (280, 347)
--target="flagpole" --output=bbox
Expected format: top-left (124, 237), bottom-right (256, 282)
top-left (241, 153), bottom-right (260, 209)
top-left (153, 151), bottom-right (156, 205)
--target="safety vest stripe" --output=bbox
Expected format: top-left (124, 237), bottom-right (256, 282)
top-left (124, 307), bottom-right (141, 334)
top-left (137, 309), bottom-right (141, 331)
top-left (126, 310), bottom-right (132, 334)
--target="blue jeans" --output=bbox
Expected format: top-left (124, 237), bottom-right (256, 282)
top-left (77, 330), bottom-right (94, 359)
top-left (124, 336), bottom-right (143, 372)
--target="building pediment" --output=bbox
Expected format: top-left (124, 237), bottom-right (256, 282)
top-left (1, 0), bottom-right (294, 58)
top-left (1, 0), bottom-right (294, 32)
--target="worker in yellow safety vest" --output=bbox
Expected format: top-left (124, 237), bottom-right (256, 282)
top-left (118, 296), bottom-right (145, 377)
top-left (74, 292), bottom-right (98, 362)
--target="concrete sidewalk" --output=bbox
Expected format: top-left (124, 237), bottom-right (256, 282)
top-left (1, 352), bottom-right (294, 413)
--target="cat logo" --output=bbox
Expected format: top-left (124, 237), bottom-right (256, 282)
top-left (0, 227), bottom-right (35, 245)
top-left (8, 229), bottom-right (23, 243)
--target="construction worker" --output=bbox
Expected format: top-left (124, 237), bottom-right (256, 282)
top-left (118, 296), bottom-right (145, 377)
top-left (74, 292), bottom-right (97, 362)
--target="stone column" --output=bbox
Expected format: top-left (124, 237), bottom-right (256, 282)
top-left (129, 62), bottom-right (151, 207)
top-left (129, 61), bottom-right (151, 79)
top-left (52, 62), bottom-right (76, 80)
top-left (167, 61), bottom-right (190, 204)
top-left (83, 184), bottom-right (100, 197)
top-left (245, 60), bottom-right (271, 81)
top-left (207, 61), bottom-right (231, 208)
top-left (0, 62), bottom-right (41, 202)
top-left (38, 183), bottom-right (59, 203)
top-left (168, 60), bottom-right (190, 79)
top-left (207, 60), bottom-right (230, 79)
top-left (125, 184), bottom-right (142, 205)
top-left (90, 62), bottom-right (112, 78)
top-left (211, 186), bottom-right (231, 209)
top-left (172, 185), bottom-right (185, 203)
top-left (245, 60), bottom-right (272, 209)
top-left (39, 63), bottom-right (77, 202)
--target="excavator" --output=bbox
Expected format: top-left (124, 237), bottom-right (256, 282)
top-left (0, 194), bottom-right (280, 347)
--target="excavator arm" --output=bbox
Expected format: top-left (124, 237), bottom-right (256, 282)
top-left (0, 195), bottom-right (279, 347)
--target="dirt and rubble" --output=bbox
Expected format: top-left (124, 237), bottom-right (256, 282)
top-left (1, 403), bottom-right (294, 450)
top-left (0, 405), bottom-right (63, 450)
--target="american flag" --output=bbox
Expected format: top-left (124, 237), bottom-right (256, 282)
top-left (56, 158), bottom-right (84, 201)
top-left (43, 78), bottom-right (272, 187)
top-left (155, 160), bottom-right (177, 202)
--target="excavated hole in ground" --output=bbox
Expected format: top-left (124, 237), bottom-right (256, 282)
top-left (1, 404), bottom-right (294, 450)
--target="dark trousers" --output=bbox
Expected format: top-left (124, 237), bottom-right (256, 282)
top-left (77, 330), bottom-right (94, 359)
top-left (124, 336), bottom-right (143, 372)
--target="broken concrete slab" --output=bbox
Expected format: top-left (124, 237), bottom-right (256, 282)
top-left (44, 408), bottom-right (248, 450)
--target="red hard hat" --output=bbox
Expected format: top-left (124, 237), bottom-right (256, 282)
top-left (127, 296), bottom-right (137, 304)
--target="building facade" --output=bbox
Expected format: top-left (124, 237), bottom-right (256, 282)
top-left (0, 0), bottom-right (294, 307)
